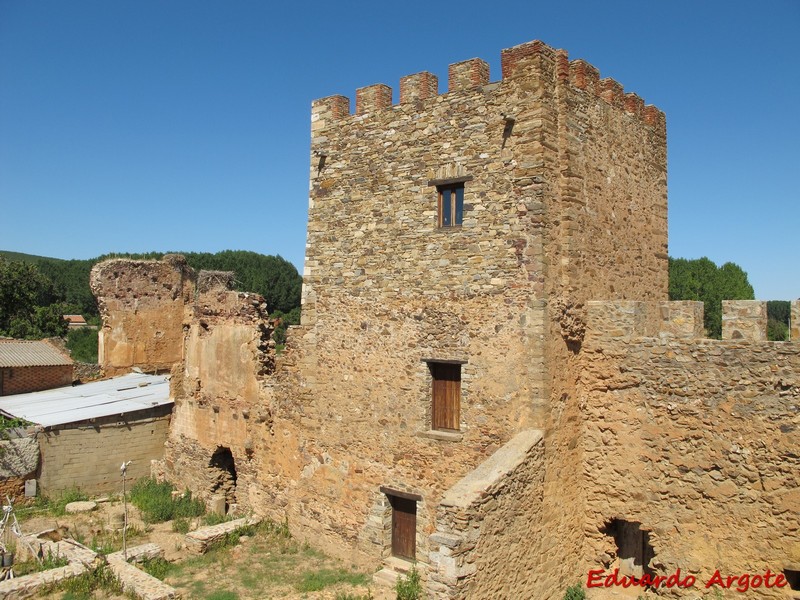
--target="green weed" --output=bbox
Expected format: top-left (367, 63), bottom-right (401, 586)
top-left (336, 592), bottom-right (374, 600)
top-left (12, 548), bottom-right (69, 576)
top-left (129, 477), bottom-right (205, 523)
top-left (40, 564), bottom-right (123, 598)
top-left (563, 583), bottom-right (586, 600)
top-left (296, 568), bottom-right (369, 592)
top-left (140, 556), bottom-right (174, 580)
top-left (203, 511), bottom-right (236, 526)
top-left (173, 517), bottom-right (191, 534)
top-left (206, 591), bottom-right (239, 600)
top-left (395, 565), bottom-right (422, 600)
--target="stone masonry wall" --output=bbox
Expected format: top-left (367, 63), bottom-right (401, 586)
top-left (428, 430), bottom-right (545, 599)
top-left (90, 255), bottom-right (196, 376)
top-left (37, 405), bottom-right (172, 495)
top-left (91, 39), bottom-right (692, 600)
top-left (293, 40), bottom-right (667, 582)
top-left (580, 300), bottom-right (799, 598)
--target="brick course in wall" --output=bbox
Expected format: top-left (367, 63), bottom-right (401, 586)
top-left (0, 365), bottom-right (73, 396)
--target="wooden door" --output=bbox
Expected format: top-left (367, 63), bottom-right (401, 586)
top-left (431, 363), bottom-right (460, 431)
top-left (390, 496), bottom-right (417, 560)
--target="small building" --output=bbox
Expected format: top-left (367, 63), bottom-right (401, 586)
top-left (0, 373), bottom-right (173, 495)
top-left (63, 314), bottom-right (88, 329)
top-left (0, 340), bottom-right (73, 395)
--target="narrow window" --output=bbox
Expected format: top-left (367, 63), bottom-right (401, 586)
top-left (429, 362), bottom-right (461, 431)
top-left (437, 184), bottom-right (464, 228)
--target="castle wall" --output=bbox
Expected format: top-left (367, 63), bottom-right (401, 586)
top-left (294, 41), bottom-right (668, 581)
top-left (81, 37), bottom-right (799, 600)
top-left (90, 255), bottom-right (196, 376)
top-left (580, 300), bottom-right (799, 597)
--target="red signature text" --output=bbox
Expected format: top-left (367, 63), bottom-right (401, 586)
top-left (586, 568), bottom-right (788, 593)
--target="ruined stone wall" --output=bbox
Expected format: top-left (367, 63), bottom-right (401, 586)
top-left (164, 286), bottom-right (275, 510)
top-left (0, 434), bottom-right (38, 503)
top-left (579, 300), bottom-right (799, 598)
top-left (90, 255), bottom-right (196, 376)
top-left (37, 406), bottom-right (172, 495)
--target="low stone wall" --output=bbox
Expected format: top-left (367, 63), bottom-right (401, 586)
top-left (107, 544), bottom-right (176, 600)
top-left (184, 516), bottom-right (261, 554)
top-left (428, 429), bottom-right (545, 599)
top-left (0, 562), bottom-right (88, 599)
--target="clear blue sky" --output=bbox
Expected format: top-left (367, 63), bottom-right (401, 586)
top-left (1, 1), bottom-right (798, 300)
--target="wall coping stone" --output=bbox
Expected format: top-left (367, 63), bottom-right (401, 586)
top-left (440, 429), bottom-right (543, 508)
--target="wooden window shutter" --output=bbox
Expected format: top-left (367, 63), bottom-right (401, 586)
top-left (430, 362), bottom-right (461, 431)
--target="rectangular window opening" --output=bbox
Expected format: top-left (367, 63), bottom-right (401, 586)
top-left (429, 362), bottom-right (461, 432)
top-left (437, 183), bottom-right (464, 228)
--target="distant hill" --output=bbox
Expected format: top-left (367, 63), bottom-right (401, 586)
top-left (0, 250), bottom-right (65, 263)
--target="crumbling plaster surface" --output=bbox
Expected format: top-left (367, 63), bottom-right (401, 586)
top-left (90, 255), bottom-right (196, 376)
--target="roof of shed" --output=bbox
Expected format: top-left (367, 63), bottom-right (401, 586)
top-left (0, 340), bottom-right (73, 368)
top-left (0, 373), bottom-right (171, 427)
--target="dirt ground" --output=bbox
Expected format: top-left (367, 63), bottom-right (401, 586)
top-left (17, 498), bottom-right (392, 600)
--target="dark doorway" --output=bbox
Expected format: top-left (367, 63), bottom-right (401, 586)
top-left (784, 569), bottom-right (800, 592)
top-left (390, 495), bottom-right (417, 560)
top-left (209, 446), bottom-right (237, 512)
top-left (602, 519), bottom-right (656, 580)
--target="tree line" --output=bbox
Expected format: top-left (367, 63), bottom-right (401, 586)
top-left (0, 251), bottom-right (791, 345)
top-left (668, 257), bottom-right (790, 340)
top-left (0, 250), bottom-right (302, 343)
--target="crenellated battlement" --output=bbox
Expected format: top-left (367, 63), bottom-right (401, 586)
top-left (311, 39), bottom-right (665, 135)
top-left (585, 299), bottom-right (799, 343)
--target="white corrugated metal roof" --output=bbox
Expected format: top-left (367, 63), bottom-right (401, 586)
top-left (0, 373), bottom-right (172, 427)
top-left (0, 340), bottom-right (73, 367)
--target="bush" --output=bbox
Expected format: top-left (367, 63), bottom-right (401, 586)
top-left (395, 565), bottom-right (422, 600)
top-left (129, 477), bottom-right (205, 523)
top-left (66, 326), bottom-right (98, 363)
top-left (140, 556), bottom-right (174, 580)
top-left (563, 584), bottom-right (586, 600)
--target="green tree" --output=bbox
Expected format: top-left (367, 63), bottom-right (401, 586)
top-left (271, 306), bottom-right (302, 346)
top-left (668, 257), bottom-right (755, 338)
top-left (0, 258), bottom-right (66, 338)
top-left (767, 300), bottom-right (790, 341)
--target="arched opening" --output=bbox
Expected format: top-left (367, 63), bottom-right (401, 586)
top-left (209, 446), bottom-right (237, 513)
